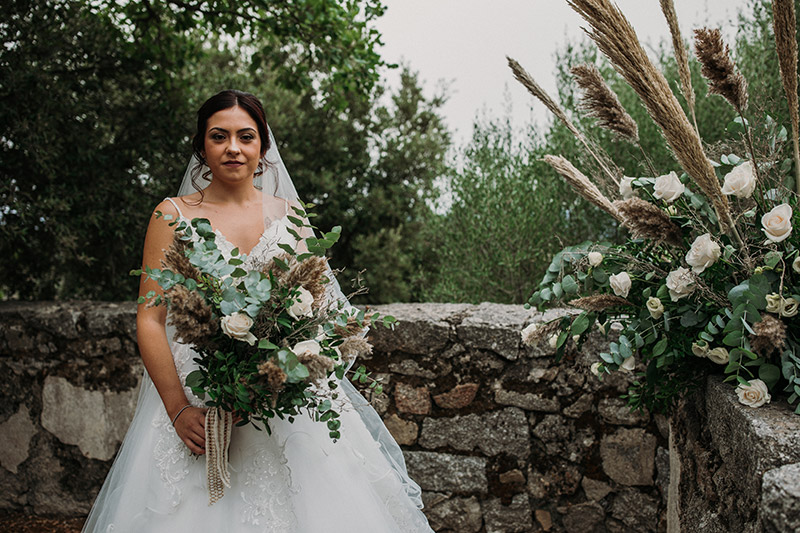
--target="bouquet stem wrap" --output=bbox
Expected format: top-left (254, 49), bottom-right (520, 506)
top-left (205, 408), bottom-right (233, 505)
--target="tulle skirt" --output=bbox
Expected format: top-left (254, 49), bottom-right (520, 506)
top-left (83, 341), bottom-right (432, 533)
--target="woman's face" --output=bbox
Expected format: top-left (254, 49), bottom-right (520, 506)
top-left (202, 106), bottom-right (262, 184)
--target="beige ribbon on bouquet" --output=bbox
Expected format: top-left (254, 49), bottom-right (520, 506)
top-left (205, 408), bottom-right (233, 505)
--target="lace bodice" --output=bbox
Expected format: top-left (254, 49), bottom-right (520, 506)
top-left (163, 197), bottom-right (296, 266)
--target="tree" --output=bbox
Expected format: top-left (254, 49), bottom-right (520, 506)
top-left (0, 0), bottom-right (388, 300)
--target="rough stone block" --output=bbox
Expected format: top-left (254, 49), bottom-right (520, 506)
top-left (483, 494), bottom-right (533, 533)
top-left (433, 383), bottom-right (479, 409)
top-left (562, 501), bottom-right (605, 532)
top-left (600, 427), bottom-right (656, 486)
top-left (563, 393), bottom-right (594, 418)
top-left (760, 462), bottom-right (800, 533)
top-left (368, 303), bottom-right (469, 355)
top-left (0, 406), bottom-right (38, 473)
top-left (598, 397), bottom-right (649, 426)
top-left (419, 407), bottom-right (530, 458)
top-left (456, 303), bottom-right (535, 360)
top-left (610, 489), bottom-right (659, 532)
top-left (394, 382), bottom-right (431, 415)
top-left (421, 492), bottom-right (483, 533)
top-left (582, 477), bottom-right (612, 501)
top-left (404, 451), bottom-right (487, 494)
top-left (499, 469), bottom-right (526, 485)
top-left (494, 385), bottom-right (561, 412)
top-left (383, 414), bottom-right (418, 446)
top-left (40, 375), bottom-right (139, 461)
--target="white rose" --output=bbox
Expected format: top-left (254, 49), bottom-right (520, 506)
top-left (736, 378), bottom-right (771, 408)
top-left (292, 339), bottom-right (321, 356)
top-left (765, 294), bottom-right (799, 317)
top-left (587, 251), bottom-right (604, 267)
top-left (721, 161), bottom-right (757, 198)
top-left (793, 256), bottom-right (800, 274)
top-left (548, 334), bottom-right (559, 349)
top-left (766, 293), bottom-right (783, 313)
top-left (646, 297), bottom-right (664, 320)
top-left (691, 341), bottom-right (709, 357)
top-left (761, 203), bottom-right (793, 243)
top-left (619, 356), bottom-right (636, 372)
top-left (665, 267), bottom-right (695, 301)
top-left (781, 297), bottom-right (799, 317)
top-left (653, 171), bottom-right (684, 203)
top-left (685, 233), bottom-right (721, 274)
top-left (590, 362), bottom-right (602, 377)
top-left (521, 323), bottom-right (538, 346)
top-left (287, 286), bottom-right (315, 319)
top-left (619, 176), bottom-right (636, 199)
top-left (609, 271), bottom-right (632, 298)
top-left (706, 347), bottom-right (729, 365)
top-left (220, 312), bottom-right (257, 345)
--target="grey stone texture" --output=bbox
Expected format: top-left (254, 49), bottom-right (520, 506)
top-left (404, 451), bottom-right (488, 494)
top-left (6, 302), bottom-right (798, 532)
top-left (669, 375), bottom-right (800, 533)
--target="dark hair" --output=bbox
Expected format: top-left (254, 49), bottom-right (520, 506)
top-left (189, 90), bottom-right (271, 198)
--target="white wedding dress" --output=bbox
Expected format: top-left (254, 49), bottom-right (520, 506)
top-left (83, 200), bottom-right (433, 532)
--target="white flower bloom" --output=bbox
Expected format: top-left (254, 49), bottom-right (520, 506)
top-left (761, 204), bottom-right (793, 243)
top-left (665, 267), bottom-right (695, 301)
top-left (646, 297), bottom-right (664, 320)
top-left (721, 161), bottom-right (757, 198)
top-left (287, 286), bottom-right (315, 319)
top-left (619, 356), bottom-right (636, 372)
top-left (590, 362), bottom-right (602, 377)
top-left (221, 312), bottom-right (257, 345)
top-left (548, 334), bottom-right (559, 349)
top-left (766, 293), bottom-right (783, 313)
top-left (685, 233), bottom-right (721, 274)
top-left (706, 347), bottom-right (729, 365)
top-left (781, 297), bottom-right (799, 317)
top-left (653, 171), bottom-right (684, 203)
top-left (736, 379), bottom-right (771, 408)
top-left (691, 341), bottom-right (709, 358)
top-left (619, 176), bottom-right (636, 199)
top-left (292, 339), bottom-right (321, 356)
top-left (793, 256), bottom-right (800, 274)
top-left (572, 334), bottom-right (581, 344)
top-left (315, 325), bottom-right (328, 341)
top-left (521, 323), bottom-right (538, 346)
top-left (609, 271), bottom-right (632, 298)
top-left (587, 251), bottom-right (604, 267)
top-left (765, 293), bottom-right (799, 317)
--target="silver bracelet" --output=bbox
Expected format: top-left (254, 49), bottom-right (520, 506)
top-left (171, 404), bottom-right (192, 426)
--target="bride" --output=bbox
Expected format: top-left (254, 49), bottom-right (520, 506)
top-left (82, 90), bottom-right (434, 532)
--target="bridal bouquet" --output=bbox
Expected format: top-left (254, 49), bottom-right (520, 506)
top-left (134, 201), bottom-right (391, 440)
top-left (511, 0), bottom-right (800, 415)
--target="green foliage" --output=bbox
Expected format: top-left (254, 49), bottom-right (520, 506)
top-left (420, 116), bottom-right (616, 304)
top-left (1, 0), bottom-right (453, 303)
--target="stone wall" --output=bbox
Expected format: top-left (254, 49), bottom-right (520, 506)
top-left (1, 301), bottom-right (796, 531)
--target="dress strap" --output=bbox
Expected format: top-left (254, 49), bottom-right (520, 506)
top-left (163, 197), bottom-right (185, 220)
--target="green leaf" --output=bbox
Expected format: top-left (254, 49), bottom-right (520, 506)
top-left (562, 275), bottom-right (579, 294)
top-left (571, 313), bottom-right (591, 335)
top-left (258, 339), bottom-right (279, 350)
top-left (759, 364), bottom-right (781, 389)
top-left (652, 338), bottom-right (668, 357)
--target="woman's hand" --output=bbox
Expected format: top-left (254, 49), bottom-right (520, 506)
top-left (173, 406), bottom-right (208, 455)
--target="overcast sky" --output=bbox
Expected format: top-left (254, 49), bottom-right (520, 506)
top-left (374, 0), bottom-right (749, 145)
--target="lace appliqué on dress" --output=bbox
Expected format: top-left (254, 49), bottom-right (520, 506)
top-left (239, 444), bottom-right (299, 530)
top-left (151, 409), bottom-right (191, 510)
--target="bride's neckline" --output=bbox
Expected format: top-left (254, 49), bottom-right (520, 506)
top-left (176, 212), bottom-right (290, 258)
top-left (165, 196), bottom-right (290, 257)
